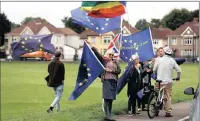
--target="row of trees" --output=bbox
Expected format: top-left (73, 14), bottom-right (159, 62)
top-left (135, 9), bottom-right (199, 30)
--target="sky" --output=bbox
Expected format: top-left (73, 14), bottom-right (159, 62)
top-left (1, 2), bottom-right (199, 28)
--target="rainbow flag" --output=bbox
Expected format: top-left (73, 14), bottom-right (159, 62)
top-left (81, 1), bottom-right (126, 18)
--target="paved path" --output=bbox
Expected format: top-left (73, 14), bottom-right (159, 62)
top-left (116, 102), bottom-right (191, 121)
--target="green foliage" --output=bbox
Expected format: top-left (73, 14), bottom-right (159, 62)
top-left (21, 17), bottom-right (46, 24)
top-left (61, 17), bottom-right (85, 34)
top-left (0, 13), bottom-right (11, 46)
top-left (162, 8), bottom-right (193, 30)
top-left (11, 22), bottom-right (20, 30)
top-left (135, 19), bottom-right (150, 30)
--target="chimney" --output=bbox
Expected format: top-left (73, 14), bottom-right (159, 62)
top-left (193, 18), bottom-right (199, 25)
top-left (35, 18), bottom-right (42, 25)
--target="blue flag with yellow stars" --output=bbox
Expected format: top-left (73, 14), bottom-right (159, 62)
top-left (71, 7), bottom-right (121, 34)
top-left (69, 41), bottom-right (105, 100)
top-left (11, 34), bottom-right (55, 58)
top-left (120, 28), bottom-right (155, 62)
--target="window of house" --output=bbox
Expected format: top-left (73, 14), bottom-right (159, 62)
top-left (103, 37), bottom-right (111, 44)
top-left (153, 40), bottom-right (159, 45)
top-left (184, 37), bottom-right (192, 45)
top-left (171, 37), bottom-right (177, 45)
top-left (184, 49), bottom-right (192, 56)
top-left (91, 36), bottom-right (96, 43)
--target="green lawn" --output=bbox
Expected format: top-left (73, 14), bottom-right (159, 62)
top-left (1, 62), bottom-right (199, 121)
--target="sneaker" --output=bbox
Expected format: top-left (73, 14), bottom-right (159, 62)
top-left (47, 109), bottom-right (53, 113)
top-left (165, 113), bottom-right (173, 117)
top-left (127, 111), bottom-right (133, 116)
top-left (137, 108), bottom-right (142, 115)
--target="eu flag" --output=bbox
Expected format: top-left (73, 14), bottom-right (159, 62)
top-left (69, 41), bottom-right (105, 100)
top-left (71, 7), bottom-right (121, 34)
top-left (120, 28), bottom-right (154, 62)
top-left (117, 61), bottom-right (134, 94)
top-left (11, 34), bottom-right (55, 58)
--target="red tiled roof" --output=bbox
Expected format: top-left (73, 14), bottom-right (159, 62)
top-left (79, 29), bottom-right (99, 39)
top-left (58, 28), bottom-right (78, 35)
top-left (8, 18), bottom-right (63, 36)
top-left (112, 20), bottom-right (139, 35)
top-left (151, 28), bottom-right (173, 40)
top-left (167, 18), bottom-right (199, 36)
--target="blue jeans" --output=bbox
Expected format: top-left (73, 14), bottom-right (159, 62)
top-left (50, 84), bottom-right (64, 111)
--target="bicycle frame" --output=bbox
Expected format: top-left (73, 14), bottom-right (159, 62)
top-left (157, 86), bottom-right (165, 103)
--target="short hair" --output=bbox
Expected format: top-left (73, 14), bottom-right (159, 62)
top-left (157, 47), bottom-right (163, 52)
top-left (55, 51), bottom-right (61, 58)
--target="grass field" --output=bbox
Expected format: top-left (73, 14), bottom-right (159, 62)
top-left (1, 61), bottom-right (199, 121)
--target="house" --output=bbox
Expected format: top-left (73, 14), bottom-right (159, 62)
top-left (150, 27), bottom-right (173, 53)
top-left (79, 20), bottom-right (138, 57)
top-left (6, 18), bottom-right (80, 60)
top-left (167, 18), bottom-right (199, 58)
top-left (58, 28), bottom-right (80, 49)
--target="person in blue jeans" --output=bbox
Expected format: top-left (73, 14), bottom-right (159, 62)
top-left (46, 51), bottom-right (65, 113)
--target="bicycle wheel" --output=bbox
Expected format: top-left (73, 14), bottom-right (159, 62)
top-left (147, 91), bottom-right (159, 119)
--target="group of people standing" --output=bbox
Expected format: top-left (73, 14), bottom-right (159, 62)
top-left (45, 41), bottom-right (182, 121)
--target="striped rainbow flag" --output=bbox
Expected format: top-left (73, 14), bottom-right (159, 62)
top-left (81, 1), bottom-right (126, 18)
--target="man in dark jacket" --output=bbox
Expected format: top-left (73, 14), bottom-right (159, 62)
top-left (46, 51), bottom-right (65, 113)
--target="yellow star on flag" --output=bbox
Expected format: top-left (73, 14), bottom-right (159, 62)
top-left (88, 73), bottom-right (91, 77)
top-left (124, 40), bottom-right (127, 43)
top-left (83, 64), bottom-right (87, 67)
top-left (87, 68), bottom-right (90, 71)
top-left (24, 38), bottom-right (28, 41)
top-left (40, 44), bottom-right (43, 47)
top-left (85, 79), bottom-right (88, 82)
top-left (21, 41), bottom-right (25, 44)
top-left (22, 46), bottom-right (25, 48)
top-left (79, 82), bottom-right (83, 86)
top-left (40, 48), bottom-right (42, 51)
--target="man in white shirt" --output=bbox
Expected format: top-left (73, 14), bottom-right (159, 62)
top-left (153, 46), bottom-right (181, 117)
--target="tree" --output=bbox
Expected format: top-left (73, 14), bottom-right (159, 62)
top-left (21, 17), bottom-right (46, 24)
top-left (162, 8), bottom-right (192, 30)
top-left (11, 22), bottom-right (20, 30)
top-left (0, 13), bottom-right (11, 46)
top-left (135, 19), bottom-right (150, 30)
top-left (191, 9), bottom-right (199, 19)
top-left (150, 18), bottom-right (164, 28)
top-left (61, 17), bottom-right (85, 34)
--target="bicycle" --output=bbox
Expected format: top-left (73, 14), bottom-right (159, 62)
top-left (147, 78), bottom-right (177, 119)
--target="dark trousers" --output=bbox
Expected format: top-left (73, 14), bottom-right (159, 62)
top-left (104, 99), bottom-right (113, 119)
top-left (137, 96), bottom-right (145, 109)
top-left (128, 92), bottom-right (137, 114)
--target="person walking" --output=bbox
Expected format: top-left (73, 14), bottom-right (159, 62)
top-left (46, 51), bottom-right (65, 113)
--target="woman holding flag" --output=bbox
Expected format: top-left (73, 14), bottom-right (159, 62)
top-left (127, 53), bottom-right (151, 116)
top-left (86, 40), bottom-right (121, 121)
